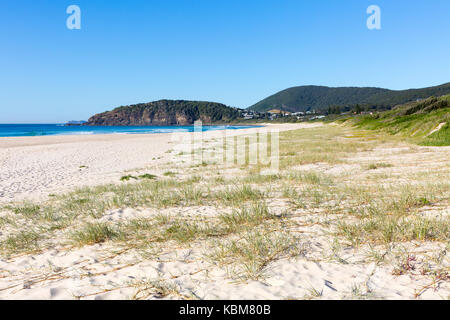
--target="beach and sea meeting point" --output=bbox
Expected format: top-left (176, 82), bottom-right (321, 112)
top-left (0, 0), bottom-right (448, 312)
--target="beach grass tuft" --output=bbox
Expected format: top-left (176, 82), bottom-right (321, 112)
top-left (71, 222), bottom-right (122, 246)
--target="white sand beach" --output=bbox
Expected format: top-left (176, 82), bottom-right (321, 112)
top-left (0, 123), bottom-right (448, 300)
top-left (0, 124), bottom-right (308, 203)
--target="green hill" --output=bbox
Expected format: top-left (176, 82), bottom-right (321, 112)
top-left (85, 100), bottom-right (240, 126)
top-left (249, 83), bottom-right (450, 113)
top-left (351, 95), bottom-right (450, 146)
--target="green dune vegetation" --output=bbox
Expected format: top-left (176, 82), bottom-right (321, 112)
top-left (349, 95), bottom-right (450, 146)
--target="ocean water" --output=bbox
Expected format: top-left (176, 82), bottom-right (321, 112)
top-left (0, 124), bottom-right (260, 138)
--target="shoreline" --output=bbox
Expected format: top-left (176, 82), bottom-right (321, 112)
top-left (0, 124), bottom-right (269, 148)
top-left (0, 124), bottom-right (264, 140)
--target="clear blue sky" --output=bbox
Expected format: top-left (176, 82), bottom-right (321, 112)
top-left (1, 0), bottom-right (449, 123)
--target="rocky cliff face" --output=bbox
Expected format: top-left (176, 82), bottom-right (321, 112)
top-left (85, 100), bottom-right (239, 126)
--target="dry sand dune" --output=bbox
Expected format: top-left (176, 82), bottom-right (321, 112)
top-left (0, 123), bottom-right (448, 300)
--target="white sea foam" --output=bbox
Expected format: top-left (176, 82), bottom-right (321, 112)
top-left (62, 131), bottom-right (95, 135)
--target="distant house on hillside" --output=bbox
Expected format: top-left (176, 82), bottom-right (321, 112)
top-left (268, 109), bottom-right (292, 117)
top-left (241, 110), bottom-right (258, 120)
